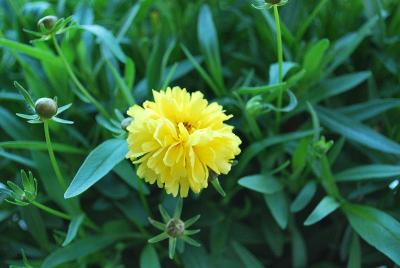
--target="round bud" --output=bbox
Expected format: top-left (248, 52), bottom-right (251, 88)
top-left (121, 117), bottom-right (133, 131)
top-left (35, 98), bottom-right (58, 119)
top-left (166, 218), bottom-right (185, 237)
top-left (37, 15), bottom-right (58, 31)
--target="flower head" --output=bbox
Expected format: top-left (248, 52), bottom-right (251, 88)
top-left (126, 87), bottom-right (241, 197)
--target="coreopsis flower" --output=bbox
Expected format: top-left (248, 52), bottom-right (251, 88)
top-left (126, 87), bottom-right (241, 197)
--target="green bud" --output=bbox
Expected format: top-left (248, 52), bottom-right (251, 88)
top-left (38, 15), bottom-right (58, 31)
top-left (166, 218), bottom-right (185, 237)
top-left (313, 136), bottom-right (334, 158)
top-left (35, 98), bottom-right (58, 119)
top-left (121, 117), bottom-right (133, 131)
top-left (246, 96), bottom-right (263, 116)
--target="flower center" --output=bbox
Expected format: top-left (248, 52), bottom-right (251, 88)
top-left (181, 121), bottom-right (195, 133)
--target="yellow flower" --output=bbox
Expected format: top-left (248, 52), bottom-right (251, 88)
top-left (126, 87), bottom-right (241, 197)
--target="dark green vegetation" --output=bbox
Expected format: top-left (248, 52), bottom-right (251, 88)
top-left (1, 0), bottom-right (400, 267)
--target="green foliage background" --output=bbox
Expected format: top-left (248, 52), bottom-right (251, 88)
top-left (1, 0), bottom-right (400, 267)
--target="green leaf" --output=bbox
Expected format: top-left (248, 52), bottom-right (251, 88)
top-left (317, 107), bottom-right (400, 155)
top-left (335, 165), bottom-right (400, 182)
top-left (236, 82), bottom-right (286, 95)
top-left (264, 191), bottom-right (288, 229)
top-left (338, 99), bottom-right (400, 121)
top-left (140, 244), bottom-right (161, 268)
top-left (326, 16), bottom-right (378, 72)
top-left (197, 4), bottom-right (224, 94)
top-left (292, 138), bottom-right (310, 174)
top-left (303, 39), bottom-right (329, 78)
top-left (169, 237), bottom-right (177, 259)
top-left (41, 235), bottom-right (123, 268)
top-left (232, 241), bottom-right (264, 268)
top-left (304, 196), bottom-right (340, 226)
top-left (290, 181), bottom-right (317, 212)
top-left (64, 139), bottom-right (129, 198)
top-left (79, 25), bottom-right (126, 62)
top-left (308, 72), bottom-right (370, 104)
top-left (347, 234), bottom-right (361, 268)
top-left (0, 149), bottom-right (36, 168)
top-left (113, 160), bottom-right (149, 194)
top-left (269, 62), bottom-right (298, 85)
top-left (62, 214), bottom-right (85, 247)
top-left (233, 129), bottom-right (315, 178)
top-left (238, 174), bottom-right (282, 194)
top-left (0, 37), bottom-right (56, 62)
top-left (291, 223), bottom-right (308, 268)
top-left (106, 60), bottom-right (135, 105)
top-left (343, 203), bottom-right (400, 265)
top-left (13, 81), bottom-right (35, 110)
top-left (317, 107), bottom-right (400, 154)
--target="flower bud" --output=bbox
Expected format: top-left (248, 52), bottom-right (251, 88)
top-left (38, 15), bottom-right (58, 31)
top-left (166, 218), bottom-right (185, 237)
top-left (312, 136), bottom-right (334, 158)
top-left (121, 117), bottom-right (133, 131)
top-left (35, 98), bottom-right (58, 119)
top-left (246, 96), bottom-right (263, 116)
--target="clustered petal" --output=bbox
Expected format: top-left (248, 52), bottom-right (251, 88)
top-left (126, 87), bottom-right (241, 197)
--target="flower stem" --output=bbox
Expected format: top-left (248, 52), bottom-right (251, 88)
top-left (52, 35), bottom-right (110, 119)
top-left (31, 200), bottom-right (100, 231)
top-left (32, 200), bottom-right (70, 220)
top-left (273, 5), bottom-right (284, 131)
top-left (44, 120), bottom-right (67, 190)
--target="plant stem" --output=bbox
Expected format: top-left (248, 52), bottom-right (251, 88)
top-left (32, 200), bottom-right (70, 220)
top-left (43, 120), bottom-right (67, 190)
top-left (273, 5), bottom-right (284, 131)
top-left (52, 36), bottom-right (110, 119)
top-left (31, 200), bottom-right (99, 231)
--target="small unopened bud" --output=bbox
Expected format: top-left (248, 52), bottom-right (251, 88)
top-left (35, 98), bottom-right (58, 119)
top-left (38, 15), bottom-right (58, 31)
top-left (166, 218), bottom-right (185, 237)
top-left (121, 117), bottom-right (133, 131)
top-left (246, 96), bottom-right (263, 116)
top-left (313, 136), bottom-right (334, 158)
top-left (267, 0), bottom-right (281, 4)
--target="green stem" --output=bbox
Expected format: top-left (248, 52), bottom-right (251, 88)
top-left (44, 120), bottom-right (67, 190)
top-left (32, 200), bottom-right (70, 220)
top-left (320, 155), bottom-right (341, 199)
top-left (52, 36), bottom-right (110, 119)
top-left (273, 5), bottom-right (284, 131)
top-left (31, 200), bottom-right (100, 231)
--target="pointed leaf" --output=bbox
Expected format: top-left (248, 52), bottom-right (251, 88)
top-left (343, 203), bottom-right (400, 265)
top-left (304, 196), bottom-right (340, 226)
top-left (238, 174), bottom-right (282, 194)
top-left (64, 139), bottom-right (128, 198)
top-left (62, 214), bottom-right (85, 246)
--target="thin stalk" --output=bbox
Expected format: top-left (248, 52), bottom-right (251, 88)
top-left (52, 36), bottom-right (110, 119)
top-left (43, 120), bottom-right (67, 190)
top-left (32, 200), bottom-right (70, 220)
top-left (273, 5), bottom-right (284, 130)
top-left (31, 200), bottom-right (99, 231)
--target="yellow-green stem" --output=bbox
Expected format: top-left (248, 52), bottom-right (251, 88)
top-left (31, 200), bottom-right (99, 231)
top-left (52, 36), bottom-right (110, 119)
top-left (273, 5), bottom-right (284, 130)
top-left (32, 200), bottom-right (70, 220)
top-left (44, 120), bottom-right (67, 190)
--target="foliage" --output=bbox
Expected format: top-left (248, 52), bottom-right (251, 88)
top-left (1, 0), bottom-right (400, 267)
